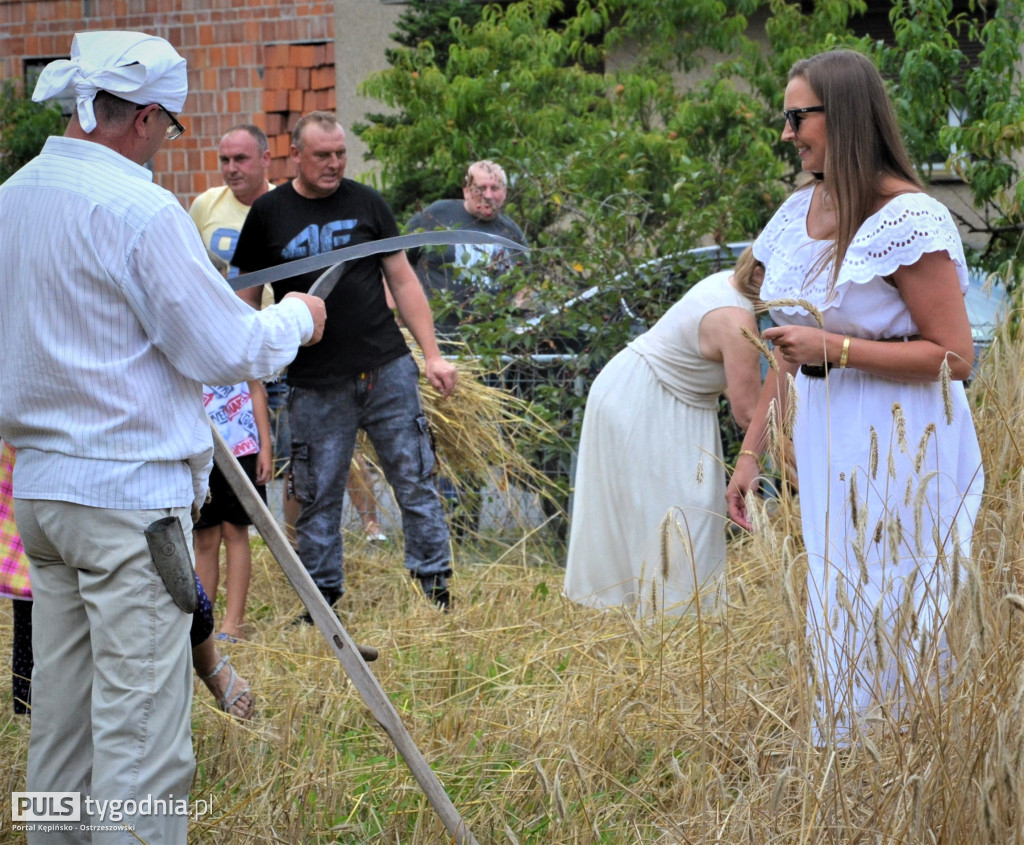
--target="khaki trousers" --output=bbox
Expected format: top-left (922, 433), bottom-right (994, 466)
top-left (16, 500), bottom-right (194, 844)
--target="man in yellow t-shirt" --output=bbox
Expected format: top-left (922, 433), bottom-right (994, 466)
top-left (189, 124), bottom-right (273, 280)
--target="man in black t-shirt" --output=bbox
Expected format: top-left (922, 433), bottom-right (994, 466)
top-left (233, 111), bottom-right (458, 611)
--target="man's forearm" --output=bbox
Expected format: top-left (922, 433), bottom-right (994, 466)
top-left (397, 294), bottom-right (443, 359)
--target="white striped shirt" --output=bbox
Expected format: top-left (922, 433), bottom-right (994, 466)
top-left (0, 136), bottom-right (313, 510)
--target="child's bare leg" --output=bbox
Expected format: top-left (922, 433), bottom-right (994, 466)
top-left (193, 525), bottom-right (223, 601)
top-left (193, 635), bottom-right (254, 719)
top-left (348, 453), bottom-right (382, 537)
top-left (219, 521), bottom-right (252, 639)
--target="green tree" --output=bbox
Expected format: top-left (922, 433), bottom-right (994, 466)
top-left (884, 0), bottom-right (1024, 283)
top-left (354, 0), bottom-right (488, 212)
top-left (357, 0), bottom-right (1024, 528)
top-left (389, 0), bottom-right (486, 72)
top-left (360, 0), bottom-right (788, 296)
top-left (361, 0), bottom-right (1024, 273)
top-left (0, 80), bottom-right (64, 183)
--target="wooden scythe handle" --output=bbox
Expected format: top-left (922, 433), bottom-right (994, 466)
top-left (209, 421), bottom-right (479, 845)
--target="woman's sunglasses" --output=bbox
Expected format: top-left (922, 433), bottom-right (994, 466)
top-left (783, 105), bottom-right (825, 133)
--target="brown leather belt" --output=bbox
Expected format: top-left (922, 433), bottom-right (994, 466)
top-left (800, 335), bottom-right (921, 378)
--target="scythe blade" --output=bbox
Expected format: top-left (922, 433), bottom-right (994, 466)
top-left (230, 228), bottom-right (528, 293)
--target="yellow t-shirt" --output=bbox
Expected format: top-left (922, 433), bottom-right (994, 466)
top-left (188, 184), bottom-right (269, 278)
top-left (189, 183), bottom-right (275, 307)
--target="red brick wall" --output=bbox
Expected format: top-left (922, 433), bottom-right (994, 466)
top-left (0, 0), bottom-right (335, 206)
top-left (262, 41), bottom-right (336, 184)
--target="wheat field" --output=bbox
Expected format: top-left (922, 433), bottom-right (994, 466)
top-left (3, 322), bottom-right (1024, 843)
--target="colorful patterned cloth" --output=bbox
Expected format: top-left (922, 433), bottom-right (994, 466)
top-left (0, 441), bottom-right (31, 600)
top-left (202, 382), bottom-right (260, 457)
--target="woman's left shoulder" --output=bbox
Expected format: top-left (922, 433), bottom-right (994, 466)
top-left (840, 189), bottom-right (968, 289)
top-left (860, 182), bottom-right (958, 240)
top-left (875, 186), bottom-right (950, 217)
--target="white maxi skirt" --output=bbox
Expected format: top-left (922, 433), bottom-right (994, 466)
top-left (792, 367), bottom-right (983, 744)
top-left (564, 348), bottom-right (728, 616)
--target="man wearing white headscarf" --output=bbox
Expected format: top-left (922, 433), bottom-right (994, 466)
top-left (0, 32), bottom-right (326, 843)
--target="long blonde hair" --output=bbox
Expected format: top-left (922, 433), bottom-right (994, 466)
top-left (790, 50), bottom-right (921, 292)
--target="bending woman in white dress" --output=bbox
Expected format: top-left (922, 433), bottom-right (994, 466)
top-left (564, 248), bottom-right (764, 617)
top-left (726, 49), bottom-right (984, 746)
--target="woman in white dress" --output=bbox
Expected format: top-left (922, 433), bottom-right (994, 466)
top-left (564, 249), bottom-right (764, 617)
top-left (726, 50), bottom-right (983, 745)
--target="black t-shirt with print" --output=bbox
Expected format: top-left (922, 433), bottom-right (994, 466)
top-left (233, 179), bottom-right (408, 388)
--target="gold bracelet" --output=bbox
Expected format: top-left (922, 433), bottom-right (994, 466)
top-left (839, 335), bottom-right (851, 369)
top-left (737, 449), bottom-right (761, 465)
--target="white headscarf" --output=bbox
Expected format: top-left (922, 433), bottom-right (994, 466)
top-left (32, 31), bottom-right (188, 134)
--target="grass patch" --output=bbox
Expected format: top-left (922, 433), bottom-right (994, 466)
top-left (3, 326), bottom-right (1024, 842)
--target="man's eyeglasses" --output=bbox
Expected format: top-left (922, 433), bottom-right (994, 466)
top-left (783, 105), bottom-right (824, 133)
top-left (136, 103), bottom-right (186, 140)
top-left (158, 105), bottom-right (186, 140)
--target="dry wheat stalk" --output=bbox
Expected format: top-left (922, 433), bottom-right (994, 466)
top-left (5, 309), bottom-right (1024, 844)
